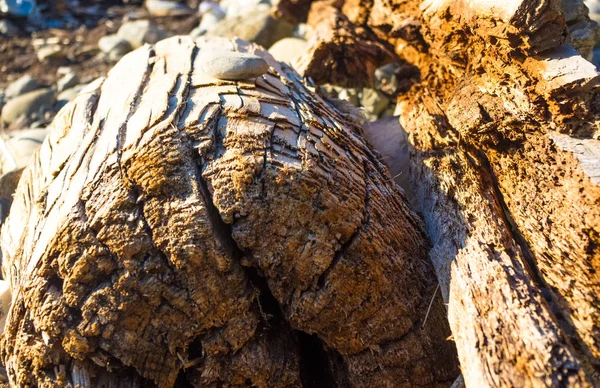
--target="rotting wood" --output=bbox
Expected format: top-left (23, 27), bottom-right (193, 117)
top-left (0, 36), bottom-right (458, 387)
top-left (294, 2), bottom-right (398, 88)
top-left (314, 0), bottom-right (600, 385)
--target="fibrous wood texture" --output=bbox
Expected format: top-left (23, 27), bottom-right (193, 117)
top-left (312, 0), bottom-right (600, 386)
top-left (0, 36), bottom-right (458, 387)
top-left (294, 2), bottom-right (398, 87)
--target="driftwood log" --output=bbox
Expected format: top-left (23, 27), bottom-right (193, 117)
top-left (0, 37), bottom-right (459, 387)
top-left (293, 0), bottom-right (600, 386)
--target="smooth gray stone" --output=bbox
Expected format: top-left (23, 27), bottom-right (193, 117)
top-left (5, 74), bottom-right (40, 99)
top-left (375, 63), bottom-right (401, 96)
top-left (57, 71), bottom-right (79, 92)
top-left (221, 0), bottom-right (269, 19)
top-left (206, 4), bottom-right (294, 48)
top-left (268, 37), bottom-right (307, 63)
top-left (57, 83), bottom-right (87, 103)
top-left (145, 0), bottom-right (194, 16)
top-left (56, 83), bottom-right (88, 110)
top-left (199, 51), bottom-right (269, 80)
top-left (0, 88), bottom-right (56, 125)
top-left (0, 128), bottom-right (47, 175)
top-left (360, 88), bottom-right (390, 120)
top-left (117, 20), bottom-right (167, 49)
top-left (191, 3), bottom-right (225, 38)
top-left (35, 45), bottom-right (65, 62)
top-left (98, 34), bottom-right (133, 61)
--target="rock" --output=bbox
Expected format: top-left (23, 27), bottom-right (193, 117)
top-left (191, 2), bottom-right (225, 38)
top-left (117, 20), bottom-right (167, 49)
top-left (375, 63), bottom-right (402, 96)
top-left (56, 71), bottom-right (79, 92)
top-left (0, 0), bottom-right (35, 17)
top-left (5, 75), bottom-right (40, 99)
top-left (0, 19), bottom-right (19, 36)
top-left (360, 88), bottom-right (390, 120)
top-left (206, 4), bottom-right (295, 48)
top-left (221, 0), bottom-right (268, 19)
top-left (0, 88), bottom-right (56, 125)
top-left (145, 0), bottom-right (193, 16)
top-left (57, 83), bottom-right (87, 102)
top-left (0, 128), bottom-right (46, 228)
top-left (98, 34), bottom-right (133, 61)
top-left (35, 45), bottom-right (65, 62)
top-left (199, 51), bottom-right (269, 80)
top-left (56, 83), bottom-right (87, 109)
top-left (337, 87), bottom-right (360, 107)
top-left (569, 19), bottom-right (600, 61)
top-left (268, 37), bottom-right (307, 63)
top-left (0, 128), bottom-right (47, 174)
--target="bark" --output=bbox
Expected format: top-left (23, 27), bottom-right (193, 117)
top-left (316, 0), bottom-right (600, 385)
top-left (0, 36), bottom-right (458, 387)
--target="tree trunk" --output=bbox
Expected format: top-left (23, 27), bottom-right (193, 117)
top-left (0, 36), bottom-right (458, 387)
top-left (310, 0), bottom-right (600, 385)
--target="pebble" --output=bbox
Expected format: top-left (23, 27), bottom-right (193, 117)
top-left (268, 37), bottom-right (308, 63)
top-left (57, 71), bottom-right (79, 92)
top-left (569, 20), bottom-right (598, 60)
top-left (360, 88), bottom-right (390, 120)
top-left (199, 51), bottom-right (269, 80)
top-left (0, 128), bottom-right (48, 174)
top-left (0, 19), bottom-right (19, 36)
top-left (117, 20), bottom-right (167, 49)
top-left (221, 0), bottom-right (269, 19)
top-left (5, 74), bottom-right (40, 99)
top-left (145, 0), bottom-right (194, 17)
top-left (98, 34), bottom-right (133, 61)
top-left (0, 88), bottom-right (56, 125)
top-left (337, 87), bottom-right (360, 107)
top-left (190, 2), bottom-right (225, 38)
top-left (206, 4), bottom-right (294, 48)
top-left (56, 83), bottom-right (87, 109)
top-left (36, 44), bottom-right (65, 62)
top-left (375, 63), bottom-right (401, 96)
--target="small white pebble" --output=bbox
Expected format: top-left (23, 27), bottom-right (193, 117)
top-left (199, 50), bottom-right (269, 81)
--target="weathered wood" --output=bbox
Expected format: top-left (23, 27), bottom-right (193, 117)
top-left (324, 0), bottom-right (600, 385)
top-left (399, 91), bottom-right (592, 386)
top-left (294, 2), bottom-right (398, 87)
top-left (0, 37), bottom-right (458, 387)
